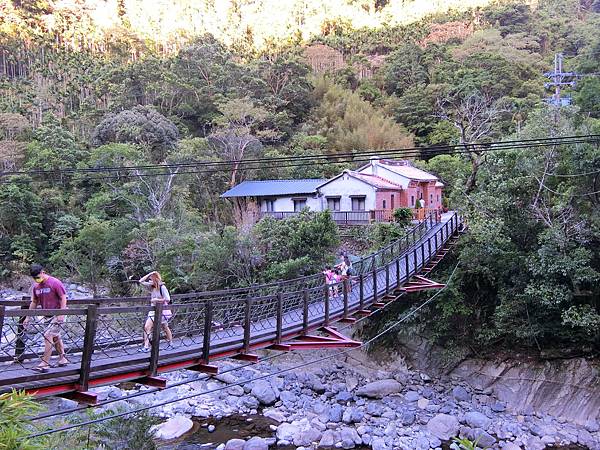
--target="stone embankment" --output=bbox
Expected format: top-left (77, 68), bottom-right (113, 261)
top-left (83, 351), bottom-right (599, 450)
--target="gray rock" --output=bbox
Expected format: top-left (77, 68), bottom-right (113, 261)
top-left (227, 385), bottom-right (245, 396)
top-left (280, 390), bottom-right (297, 405)
top-left (224, 439), bottom-right (245, 450)
top-left (577, 428), bottom-right (596, 448)
top-left (463, 427), bottom-right (495, 448)
top-left (404, 391), bottom-right (420, 402)
top-left (356, 379), bottom-right (403, 399)
top-left (491, 401), bottom-right (507, 412)
top-left (371, 437), bottom-right (391, 450)
top-left (399, 411), bottom-right (415, 426)
top-left (340, 426), bottom-right (362, 449)
top-left (428, 436), bottom-right (442, 448)
top-left (452, 386), bottom-right (471, 402)
top-left (336, 391), bottom-right (353, 403)
top-left (501, 443), bottom-right (521, 450)
top-left (541, 435), bottom-right (555, 444)
top-left (150, 415), bottom-right (193, 440)
top-left (243, 437), bottom-right (268, 450)
top-left (241, 396), bottom-right (259, 409)
top-left (294, 427), bottom-right (322, 447)
top-left (464, 411), bottom-right (492, 430)
top-left (417, 398), bottom-right (429, 409)
top-left (366, 402), bottom-right (383, 416)
top-left (306, 374), bottom-right (326, 394)
top-left (342, 407), bottom-right (364, 424)
top-left (329, 404), bottom-right (343, 422)
top-left (523, 435), bottom-right (545, 450)
top-left (276, 423), bottom-right (299, 441)
top-left (319, 429), bottom-right (339, 447)
top-left (346, 376), bottom-right (359, 391)
top-left (251, 380), bottom-right (277, 406)
top-left (585, 418), bottom-right (600, 433)
top-left (421, 387), bottom-right (434, 399)
top-left (263, 409), bottom-right (286, 423)
top-left (415, 436), bottom-right (430, 450)
top-left (427, 414), bottom-right (460, 440)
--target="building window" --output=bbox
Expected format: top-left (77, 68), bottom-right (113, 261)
top-left (293, 198), bottom-right (307, 212)
top-left (326, 197), bottom-right (340, 211)
top-left (382, 200), bottom-right (386, 209)
top-left (264, 199), bottom-right (275, 212)
top-left (391, 194), bottom-right (395, 210)
top-left (351, 196), bottom-right (366, 211)
top-left (411, 195), bottom-right (415, 207)
top-left (430, 193), bottom-right (433, 205)
top-left (437, 195), bottom-right (440, 203)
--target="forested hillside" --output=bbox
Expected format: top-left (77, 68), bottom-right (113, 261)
top-left (1, 0), bottom-right (599, 354)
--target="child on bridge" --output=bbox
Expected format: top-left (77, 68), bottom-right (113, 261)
top-left (138, 271), bottom-right (174, 352)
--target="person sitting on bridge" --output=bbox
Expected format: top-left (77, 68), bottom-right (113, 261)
top-left (138, 271), bottom-right (174, 352)
top-left (25, 263), bottom-right (69, 373)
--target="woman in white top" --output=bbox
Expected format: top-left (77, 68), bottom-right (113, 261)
top-left (138, 271), bottom-right (174, 352)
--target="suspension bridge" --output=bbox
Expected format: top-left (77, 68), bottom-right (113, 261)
top-left (0, 212), bottom-right (463, 405)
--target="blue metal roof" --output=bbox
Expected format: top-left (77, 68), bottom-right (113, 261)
top-left (221, 179), bottom-right (326, 198)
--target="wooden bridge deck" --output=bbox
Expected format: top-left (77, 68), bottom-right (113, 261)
top-left (0, 212), bottom-right (462, 401)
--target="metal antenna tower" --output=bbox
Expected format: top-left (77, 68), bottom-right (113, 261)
top-left (544, 53), bottom-right (579, 107)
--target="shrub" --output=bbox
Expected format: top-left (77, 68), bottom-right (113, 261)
top-left (0, 390), bottom-right (44, 450)
top-left (393, 207), bottom-right (413, 226)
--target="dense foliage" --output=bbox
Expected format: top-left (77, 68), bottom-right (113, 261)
top-left (0, 0), bottom-right (599, 353)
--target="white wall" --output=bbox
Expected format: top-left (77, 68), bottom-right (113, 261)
top-left (259, 195), bottom-right (321, 212)
top-left (359, 163), bottom-right (411, 188)
top-left (318, 173), bottom-right (377, 210)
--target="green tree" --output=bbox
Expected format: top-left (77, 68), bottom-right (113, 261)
top-left (92, 106), bottom-right (180, 162)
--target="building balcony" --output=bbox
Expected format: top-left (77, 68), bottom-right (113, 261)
top-left (260, 208), bottom-right (440, 225)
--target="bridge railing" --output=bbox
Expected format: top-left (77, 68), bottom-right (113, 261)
top-left (0, 213), bottom-right (461, 394)
top-left (0, 213), bottom-right (439, 310)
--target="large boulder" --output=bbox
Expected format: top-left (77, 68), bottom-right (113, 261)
top-left (356, 379), bottom-right (403, 399)
top-left (426, 414), bottom-right (459, 440)
top-left (276, 423), bottom-right (299, 441)
top-left (294, 426), bottom-right (323, 447)
top-left (319, 429), bottom-right (340, 448)
top-left (243, 437), bottom-right (268, 450)
top-left (451, 386), bottom-right (471, 402)
top-left (250, 380), bottom-right (277, 405)
top-left (150, 415), bottom-right (193, 440)
top-left (464, 411), bottom-right (492, 430)
top-left (224, 439), bottom-right (245, 450)
top-left (340, 427), bottom-right (362, 449)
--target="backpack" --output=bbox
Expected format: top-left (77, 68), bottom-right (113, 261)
top-left (159, 284), bottom-right (171, 304)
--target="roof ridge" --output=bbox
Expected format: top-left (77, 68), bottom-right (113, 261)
top-left (244, 178), bottom-right (326, 183)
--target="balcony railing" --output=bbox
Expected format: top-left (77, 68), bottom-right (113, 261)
top-left (260, 208), bottom-right (441, 225)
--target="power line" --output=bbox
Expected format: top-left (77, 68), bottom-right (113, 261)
top-left (28, 263), bottom-right (460, 439)
top-left (2, 135), bottom-right (598, 184)
top-left (2, 134), bottom-right (597, 177)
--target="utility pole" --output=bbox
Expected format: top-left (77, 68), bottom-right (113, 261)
top-left (544, 53), bottom-right (579, 107)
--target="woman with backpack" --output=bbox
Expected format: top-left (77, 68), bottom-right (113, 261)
top-left (138, 271), bottom-right (174, 352)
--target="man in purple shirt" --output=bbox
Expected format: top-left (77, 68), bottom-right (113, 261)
top-left (25, 263), bottom-right (69, 372)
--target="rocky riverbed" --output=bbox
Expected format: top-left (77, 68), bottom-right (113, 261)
top-left (70, 349), bottom-right (600, 450)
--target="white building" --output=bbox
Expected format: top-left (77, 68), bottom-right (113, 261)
top-left (221, 158), bottom-right (444, 224)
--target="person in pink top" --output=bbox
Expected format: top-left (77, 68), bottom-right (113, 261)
top-left (25, 264), bottom-right (69, 372)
